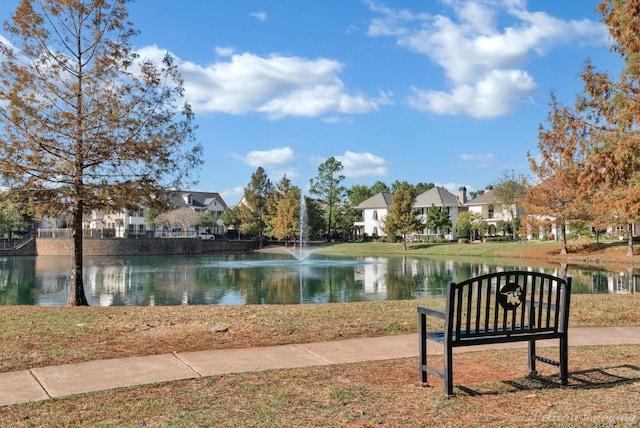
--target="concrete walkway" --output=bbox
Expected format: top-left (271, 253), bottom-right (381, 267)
top-left (2, 327), bottom-right (640, 407)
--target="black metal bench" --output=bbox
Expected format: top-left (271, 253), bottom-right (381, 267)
top-left (418, 270), bottom-right (572, 397)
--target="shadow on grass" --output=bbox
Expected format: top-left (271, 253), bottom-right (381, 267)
top-left (407, 243), bottom-right (449, 250)
top-left (456, 364), bottom-right (640, 397)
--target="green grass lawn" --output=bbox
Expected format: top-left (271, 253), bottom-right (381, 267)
top-left (316, 239), bottom-right (639, 265)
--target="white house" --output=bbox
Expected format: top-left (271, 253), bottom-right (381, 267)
top-left (414, 187), bottom-right (463, 240)
top-left (464, 186), bottom-right (514, 235)
top-left (353, 192), bottom-right (393, 238)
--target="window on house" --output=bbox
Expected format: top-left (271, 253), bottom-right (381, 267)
top-left (373, 210), bottom-right (378, 220)
top-left (127, 208), bottom-right (144, 217)
top-left (488, 205), bottom-right (494, 219)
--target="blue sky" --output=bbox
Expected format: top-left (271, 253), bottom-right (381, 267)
top-left (0, 1), bottom-right (622, 205)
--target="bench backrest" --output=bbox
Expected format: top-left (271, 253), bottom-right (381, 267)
top-left (445, 271), bottom-right (571, 343)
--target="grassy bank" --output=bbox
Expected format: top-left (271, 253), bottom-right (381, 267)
top-left (316, 239), bottom-right (640, 266)
top-left (1, 294), bottom-right (638, 374)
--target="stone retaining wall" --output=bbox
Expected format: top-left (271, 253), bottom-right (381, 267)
top-left (33, 238), bottom-right (259, 256)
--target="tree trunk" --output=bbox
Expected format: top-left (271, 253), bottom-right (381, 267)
top-left (327, 204), bottom-right (333, 241)
top-left (560, 224), bottom-right (567, 255)
top-left (402, 234), bottom-right (407, 250)
top-left (627, 223), bottom-right (634, 257)
top-left (66, 202), bottom-right (89, 306)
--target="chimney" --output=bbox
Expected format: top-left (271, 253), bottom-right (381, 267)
top-left (458, 186), bottom-right (467, 204)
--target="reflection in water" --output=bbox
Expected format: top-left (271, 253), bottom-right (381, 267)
top-left (0, 253), bottom-right (637, 306)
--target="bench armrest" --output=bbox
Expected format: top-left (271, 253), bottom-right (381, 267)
top-left (418, 306), bottom-right (446, 320)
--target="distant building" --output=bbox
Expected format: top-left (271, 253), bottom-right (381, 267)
top-left (84, 190), bottom-right (228, 238)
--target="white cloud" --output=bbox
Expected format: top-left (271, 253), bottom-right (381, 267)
top-left (136, 46), bottom-right (384, 119)
top-left (0, 35), bottom-right (14, 50)
top-left (257, 84), bottom-right (379, 119)
top-left (220, 186), bottom-right (245, 205)
top-left (136, 44), bottom-right (169, 65)
top-left (215, 46), bottom-right (235, 57)
top-left (241, 146), bottom-right (295, 169)
top-left (322, 116), bottom-right (354, 124)
top-left (336, 151), bottom-right (389, 178)
top-left (460, 152), bottom-right (495, 168)
top-left (276, 169), bottom-right (300, 181)
top-left (408, 69), bottom-right (537, 118)
top-left (0, 35), bottom-right (14, 65)
top-left (367, 0), bottom-right (608, 118)
top-left (250, 11), bottom-right (268, 22)
top-left (365, 0), bottom-right (430, 37)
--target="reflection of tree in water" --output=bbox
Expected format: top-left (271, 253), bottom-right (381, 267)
top-left (454, 262), bottom-right (472, 285)
top-left (321, 266), bottom-right (360, 303)
top-left (251, 266), bottom-right (301, 304)
top-left (0, 257), bottom-right (36, 304)
top-left (94, 257), bottom-right (230, 306)
top-left (220, 263), bottom-right (362, 305)
top-left (189, 265), bottom-right (229, 304)
top-left (239, 266), bottom-right (332, 304)
top-left (384, 257), bottom-right (454, 300)
top-left (589, 271), bottom-right (609, 294)
top-left (421, 259), bottom-right (454, 297)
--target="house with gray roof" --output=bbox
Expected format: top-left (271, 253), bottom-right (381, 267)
top-left (353, 192), bottom-right (393, 238)
top-left (414, 186), bottom-right (463, 240)
top-left (465, 186), bottom-right (513, 235)
top-left (166, 191), bottom-right (228, 234)
top-left (167, 191), bottom-right (227, 215)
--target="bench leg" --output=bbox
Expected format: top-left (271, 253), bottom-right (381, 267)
top-left (444, 342), bottom-right (453, 398)
top-left (418, 312), bottom-right (427, 385)
top-left (527, 339), bottom-right (537, 376)
top-left (559, 335), bottom-right (568, 385)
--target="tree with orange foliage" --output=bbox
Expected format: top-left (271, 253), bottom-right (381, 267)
top-left (524, 94), bottom-right (591, 255)
top-left (574, 0), bottom-right (640, 257)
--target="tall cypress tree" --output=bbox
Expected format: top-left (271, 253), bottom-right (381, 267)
top-left (0, 0), bottom-right (201, 305)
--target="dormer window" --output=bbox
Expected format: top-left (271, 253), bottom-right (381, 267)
top-left (183, 193), bottom-right (193, 205)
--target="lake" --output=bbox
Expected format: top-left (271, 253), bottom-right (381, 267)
top-left (0, 253), bottom-right (637, 306)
